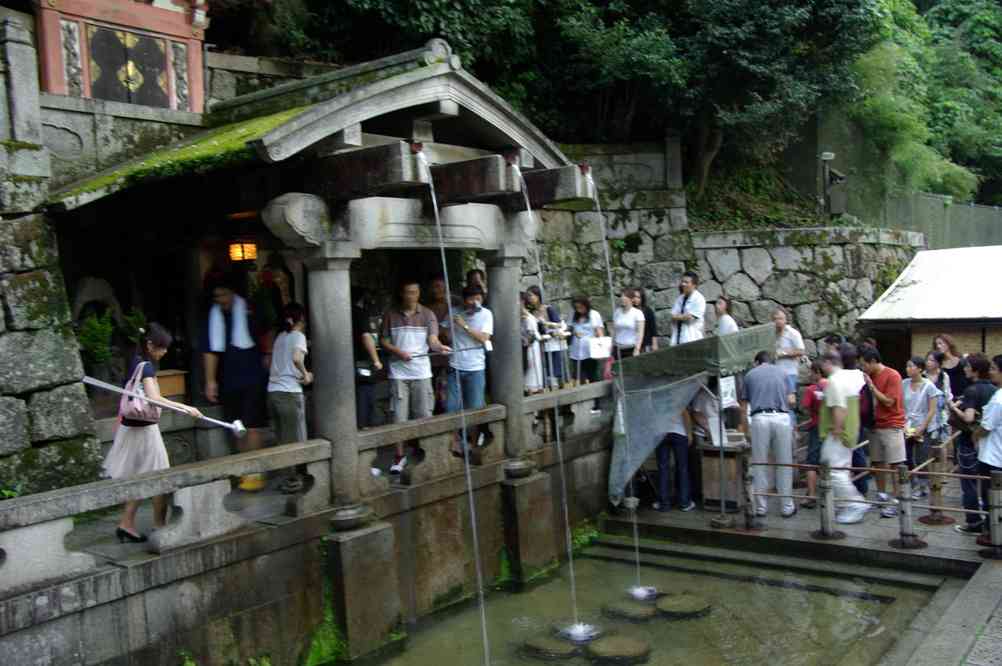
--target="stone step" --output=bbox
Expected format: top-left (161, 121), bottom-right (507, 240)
top-left (589, 534), bottom-right (946, 590)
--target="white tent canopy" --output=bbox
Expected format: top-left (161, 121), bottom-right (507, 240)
top-left (860, 245), bottom-right (1002, 323)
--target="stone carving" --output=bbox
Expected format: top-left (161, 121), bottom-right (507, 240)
top-left (60, 20), bottom-right (83, 97)
top-left (261, 193), bottom-right (331, 248)
top-left (171, 42), bottom-right (189, 111)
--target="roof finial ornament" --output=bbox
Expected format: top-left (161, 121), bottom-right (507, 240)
top-left (422, 38), bottom-right (462, 70)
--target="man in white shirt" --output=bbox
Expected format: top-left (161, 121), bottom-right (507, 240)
top-left (445, 286), bottom-right (493, 457)
top-left (773, 308), bottom-right (806, 427)
top-left (670, 271), bottom-right (706, 346)
top-left (974, 354), bottom-right (1002, 539)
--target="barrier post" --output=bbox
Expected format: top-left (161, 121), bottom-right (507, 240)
top-left (890, 464), bottom-right (927, 549)
top-left (742, 452), bottom-right (763, 531)
top-left (811, 462), bottom-right (844, 541)
top-left (978, 470), bottom-right (1002, 560)
top-left (918, 445), bottom-right (955, 526)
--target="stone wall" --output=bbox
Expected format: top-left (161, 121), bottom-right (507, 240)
top-left (527, 142), bottom-right (925, 351)
top-left (205, 52), bottom-right (340, 109)
top-left (0, 214), bottom-right (100, 495)
top-left (691, 228), bottom-right (923, 354)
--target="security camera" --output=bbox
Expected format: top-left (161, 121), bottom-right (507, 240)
top-left (820, 152), bottom-right (836, 161)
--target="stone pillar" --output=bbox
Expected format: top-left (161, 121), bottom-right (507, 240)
top-left (487, 243), bottom-right (528, 457)
top-left (324, 522), bottom-right (402, 660)
top-left (502, 471), bottom-right (558, 584)
top-left (0, 17), bottom-right (49, 213)
top-left (2, 17), bottom-right (42, 144)
top-left (306, 242), bottom-right (361, 506)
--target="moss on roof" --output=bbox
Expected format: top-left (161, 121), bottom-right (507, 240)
top-left (49, 104), bottom-right (313, 207)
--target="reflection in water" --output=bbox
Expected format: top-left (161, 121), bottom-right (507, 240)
top-left (377, 554), bottom-right (931, 665)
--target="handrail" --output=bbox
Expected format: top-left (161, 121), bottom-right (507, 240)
top-left (0, 440), bottom-right (331, 531)
top-left (357, 405), bottom-right (506, 452)
top-left (523, 380), bottom-right (611, 414)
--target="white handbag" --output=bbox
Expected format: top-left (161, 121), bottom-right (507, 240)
top-left (588, 336), bottom-right (613, 359)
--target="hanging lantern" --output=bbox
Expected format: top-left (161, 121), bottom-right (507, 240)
top-left (228, 241), bottom-right (258, 262)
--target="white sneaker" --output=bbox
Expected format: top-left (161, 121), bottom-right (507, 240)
top-left (880, 499), bottom-right (899, 518)
top-left (911, 487), bottom-right (928, 500)
top-left (876, 492), bottom-right (890, 502)
top-left (837, 505), bottom-right (868, 524)
top-left (390, 456), bottom-right (407, 474)
top-left (681, 501), bottom-right (697, 512)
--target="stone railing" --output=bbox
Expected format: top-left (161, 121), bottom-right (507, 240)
top-left (0, 382), bottom-right (616, 603)
top-left (0, 440), bottom-right (331, 598)
top-left (524, 380), bottom-right (613, 451)
top-left (356, 405), bottom-right (507, 495)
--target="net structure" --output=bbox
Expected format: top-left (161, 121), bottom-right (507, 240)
top-left (608, 324), bottom-right (777, 505)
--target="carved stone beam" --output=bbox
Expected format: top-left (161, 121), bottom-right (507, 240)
top-left (518, 164), bottom-right (596, 209)
top-left (319, 141), bottom-right (428, 200)
top-left (311, 123), bottom-right (363, 157)
top-left (261, 192), bottom-right (332, 248)
top-left (412, 100), bottom-right (460, 143)
top-left (428, 154), bottom-right (519, 206)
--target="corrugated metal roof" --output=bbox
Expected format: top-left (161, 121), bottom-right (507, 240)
top-left (860, 245), bottom-right (1002, 322)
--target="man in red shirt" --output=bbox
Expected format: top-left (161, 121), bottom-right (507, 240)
top-left (861, 347), bottom-right (906, 517)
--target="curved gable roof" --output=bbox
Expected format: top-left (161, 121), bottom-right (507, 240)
top-left (48, 40), bottom-right (568, 212)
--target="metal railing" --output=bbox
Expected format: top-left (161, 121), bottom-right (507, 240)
top-left (741, 442), bottom-right (1002, 560)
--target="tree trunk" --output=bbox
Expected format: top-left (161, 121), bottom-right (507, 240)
top-left (693, 112), bottom-right (723, 198)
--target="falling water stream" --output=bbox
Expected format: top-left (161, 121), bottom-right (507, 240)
top-left (511, 163), bottom-right (583, 634)
top-left (416, 150), bottom-right (492, 666)
top-left (584, 171), bottom-right (647, 594)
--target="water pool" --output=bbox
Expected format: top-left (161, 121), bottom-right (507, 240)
top-left (376, 547), bottom-right (934, 665)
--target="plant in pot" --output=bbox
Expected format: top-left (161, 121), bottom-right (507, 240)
top-left (78, 310), bottom-right (117, 417)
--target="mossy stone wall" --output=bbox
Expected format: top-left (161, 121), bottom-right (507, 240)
top-left (0, 214), bottom-right (99, 496)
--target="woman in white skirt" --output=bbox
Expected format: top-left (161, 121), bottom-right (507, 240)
top-left (104, 323), bottom-right (202, 543)
top-left (521, 292), bottom-right (545, 394)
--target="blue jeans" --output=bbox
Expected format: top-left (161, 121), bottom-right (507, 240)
top-left (657, 433), bottom-right (691, 507)
top-left (356, 381), bottom-right (375, 429)
top-left (446, 368), bottom-right (486, 412)
top-left (852, 426), bottom-right (869, 495)
top-left (958, 441), bottom-right (982, 526)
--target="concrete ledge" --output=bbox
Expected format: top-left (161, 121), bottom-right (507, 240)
top-left (40, 94), bottom-right (204, 127)
top-left (0, 440), bottom-right (331, 530)
top-left (0, 506), bottom-right (337, 632)
top-left (357, 405), bottom-right (505, 452)
top-left (692, 227), bottom-right (926, 250)
top-left (523, 381), bottom-right (611, 414)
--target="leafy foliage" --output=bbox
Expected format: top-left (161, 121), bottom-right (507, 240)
top-left (77, 311), bottom-right (114, 365)
top-left (205, 0), bottom-right (1002, 202)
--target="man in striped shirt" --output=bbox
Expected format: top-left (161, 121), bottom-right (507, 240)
top-left (381, 278), bottom-right (450, 473)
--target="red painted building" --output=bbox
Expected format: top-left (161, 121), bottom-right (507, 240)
top-left (33, 0), bottom-right (208, 112)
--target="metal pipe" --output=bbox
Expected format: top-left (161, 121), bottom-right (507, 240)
top-left (742, 452), bottom-right (761, 530)
top-left (711, 378), bottom-right (734, 529)
top-left (750, 461), bottom-right (991, 480)
top-left (890, 464), bottom-right (927, 549)
top-left (83, 375), bottom-right (246, 436)
top-left (752, 492), bottom-right (816, 501)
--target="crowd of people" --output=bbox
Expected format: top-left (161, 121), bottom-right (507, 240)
top-left (734, 330), bottom-right (1002, 539)
top-left (99, 262), bottom-right (1002, 545)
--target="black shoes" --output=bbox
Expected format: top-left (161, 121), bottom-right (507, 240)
top-left (115, 527), bottom-right (147, 543)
